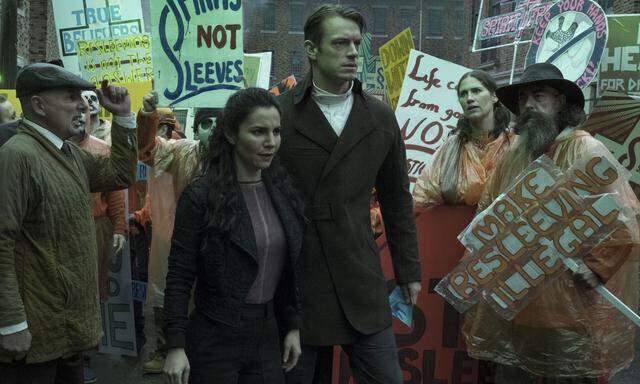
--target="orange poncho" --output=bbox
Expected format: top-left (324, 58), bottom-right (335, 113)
top-left (462, 129), bottom-right (640, 378)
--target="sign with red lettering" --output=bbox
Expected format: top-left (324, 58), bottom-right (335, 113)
top-left (436, 154), bottom-right (628, 319)
top-left (151, 0), bottom-right (243, 107)
top-left (395, 50), bottom-right (470, 189)
top-left (52, 0), bottom-right (145, 74)
top-left (525, 0), bottom-right (608, 89)
top-left (478, 0), bottom-right (553, 41)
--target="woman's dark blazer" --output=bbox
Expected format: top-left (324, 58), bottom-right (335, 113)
top-left (163, 174), bottom-right (304, 349)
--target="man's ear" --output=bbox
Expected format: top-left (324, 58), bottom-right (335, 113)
top-left (304, 40), bottom-right (317, 62)
top-left (30, 95), bottom-right (47, 117)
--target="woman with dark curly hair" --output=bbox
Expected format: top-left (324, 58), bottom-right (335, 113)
top-left (162, 88), bottom-right (305, 384)
top-left (413, 70), bottom-right (513, 209)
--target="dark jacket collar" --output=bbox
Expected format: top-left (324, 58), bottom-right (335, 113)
top-left (292, 71), bottom-right (368, 106)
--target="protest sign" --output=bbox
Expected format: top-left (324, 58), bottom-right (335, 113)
top-left (151, 1), bottom-right (243, 108)
top-left (525, 0), bottom-right (608, 89)
top-left (51, 0), bottom-right (144, 74)
top-left (395, 50), bottom-right (470, 188)
top-left (333, 206), bottom-right (488, 383)
top-left (269, 75), bottom-right (297, 96)
top-left (436, 154), bottom-right (628, 319)
top-left (477, 0), bottom-right (553, 41)
top-left (95, 81), bottom-right (153, 121)
top-left (77, 34), bottom-right (153, 85)
top-left (0, 89), bottom-right (21, 117)
top-left (599, 15), bottom-right (640, 94)
top-left (379, 28), bottom-right (414, 110)
top-left (99, 190), bottom-right (137, 357)
top-left (583, 91), bottom-right (640, 189)
top-left (243, 52), bottom-right (272, 89)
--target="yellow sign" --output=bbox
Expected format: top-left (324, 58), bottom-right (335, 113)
top-left (379, 28), bottom-right (415, 110)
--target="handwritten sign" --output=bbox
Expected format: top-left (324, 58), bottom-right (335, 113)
top-left (395, 50), bottom-right (470, 188)
top-left (478, 0), bottom-right (553, 40)
top-left (379, 28), bottom-right (414, 110)
top-left (151, 1), bottom-right (243, 107)
top-left (599, 15), bottom-right (640, 94)
top-left (525, 0), bottom-right (608, 89)
top-left (77, 34), bottom-right (153, 85)
top-left (51, 0), bottom-right (144, 74)
top-left (436, 154), bottom-right (627, 319)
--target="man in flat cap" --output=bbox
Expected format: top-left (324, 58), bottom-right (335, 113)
top-left (462, 63), bottom-right (640, 383)
top-left (0, 63), bottom-right (138, 383)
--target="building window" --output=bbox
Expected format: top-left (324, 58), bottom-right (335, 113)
top-left (290, 2), bottom-right (304, 32)
top-left (263, 1), bottom-right (276, 31)
top-left (454, 7), bottom-right (464, 38)
top-left (597, 0), bottom-right (614, 13)
top-left (481, 0), bottom-right (500, 63)
top-left (399, 8), bottom-right (414, 31)
top-left (291, 50), bottom-right (305, 78)
top-left (373, 7), bottom-right (387, 35)
top-left (426, 8), bottom-right (443, 38)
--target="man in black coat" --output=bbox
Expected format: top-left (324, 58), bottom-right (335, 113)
top-left (277, 5), bottom-right (421, 384)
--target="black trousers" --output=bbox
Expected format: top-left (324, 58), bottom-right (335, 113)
top-left (1, 353), bottom-right (83, 384)
top-left (186, 302), bottom-right (285, 384)
top-left (285, 326), bottom-right (402, 384)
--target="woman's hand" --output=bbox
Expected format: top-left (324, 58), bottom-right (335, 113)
top-left (163, 347), bottom-right (190, 384)
top-left (282, 329), bottom-right (301, 372)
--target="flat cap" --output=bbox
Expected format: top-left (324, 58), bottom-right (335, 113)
top-left (16, 63), bottom-right (96, 98)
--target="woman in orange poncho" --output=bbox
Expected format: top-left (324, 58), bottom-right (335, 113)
top-left (413, 70), bottom-right (512, 209)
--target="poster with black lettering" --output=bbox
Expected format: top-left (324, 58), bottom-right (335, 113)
top-left (51, 0), bottom-right (145, 75)
top-left (99, 190), bottom-right (137, 357)
top-left (151, 0), bottom-right (243, 107)
top-left (436, 153), bottom-right (632, 320)
top-left (525, 0), bottom-right (608, 89)
top-left (395, 50), bottom-right (470, 190)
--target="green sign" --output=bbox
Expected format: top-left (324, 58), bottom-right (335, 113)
top-left (599, 15), bottom-right (640, 94)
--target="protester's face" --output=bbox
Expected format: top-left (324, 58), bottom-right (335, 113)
top-left (34, 88), bottom-right (87, 140)
top-left (517, 85), bottom-right (564, 118)
top-left (0, 100), bottom-right (16, 123)
top-left (308, 16), bottom-right (361, 90)
top-left (457, 76), bottom-right (497, 123)
top-left (197, 117), bottom-right (216, 144)
top-left (81, 90), bottom-right (100, 116)
top-left (231, 106), bottom-right (281, 180)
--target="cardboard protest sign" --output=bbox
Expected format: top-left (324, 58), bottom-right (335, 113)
top-left (51, 0), bottom-right (144, 74)
top-left (525, 0), bottom-right (608, 89)
top-left (436, 154), bottom-right (629, 319)
top-left (151, 1), bottom-right (243, 108)
top-left (583, 91), bottom-right (640, 190)
top-left (77, 34), bottom-right (153, 85)
top-left (243, 52), bottom-right (272, 89)
top-left (395, 50), bottom-right (470, 189)
top-left (379, 28), bottom-right (414, 110)
top-left (477, 0), bottom-right (553, 41)
top-left (269, 75), bottom-right (297, 96)
top-left (599, 15), bottom-right (640, 94)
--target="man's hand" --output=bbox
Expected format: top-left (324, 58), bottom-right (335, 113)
top-left (96, 80), bottom-right (131, 117)
top-left (401, 282), bottom-right (421, 305)
top-left (282, 329), bottom-right (301, 372)
top-left (573, 263), bottom-right (601, 289)
top-left (163, 347), bottom-right (190, 384)
top-left (0, 328), bottom-right (32, 361)
top-left (113, 234), bottom-right (126, 254)
top-left (141, 91), bottom-right (158, 115)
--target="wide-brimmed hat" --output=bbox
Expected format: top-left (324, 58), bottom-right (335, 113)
top-left (495, 63), bottom-right (584, 115)
top-left (16, 63), bottom-right (95, 98)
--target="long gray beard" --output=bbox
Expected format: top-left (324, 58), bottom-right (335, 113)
top-left (514, 109), bottom-right (560, 159)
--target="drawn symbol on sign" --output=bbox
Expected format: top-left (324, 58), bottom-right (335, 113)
top-left (546, 16), bottom-right (579, 46)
